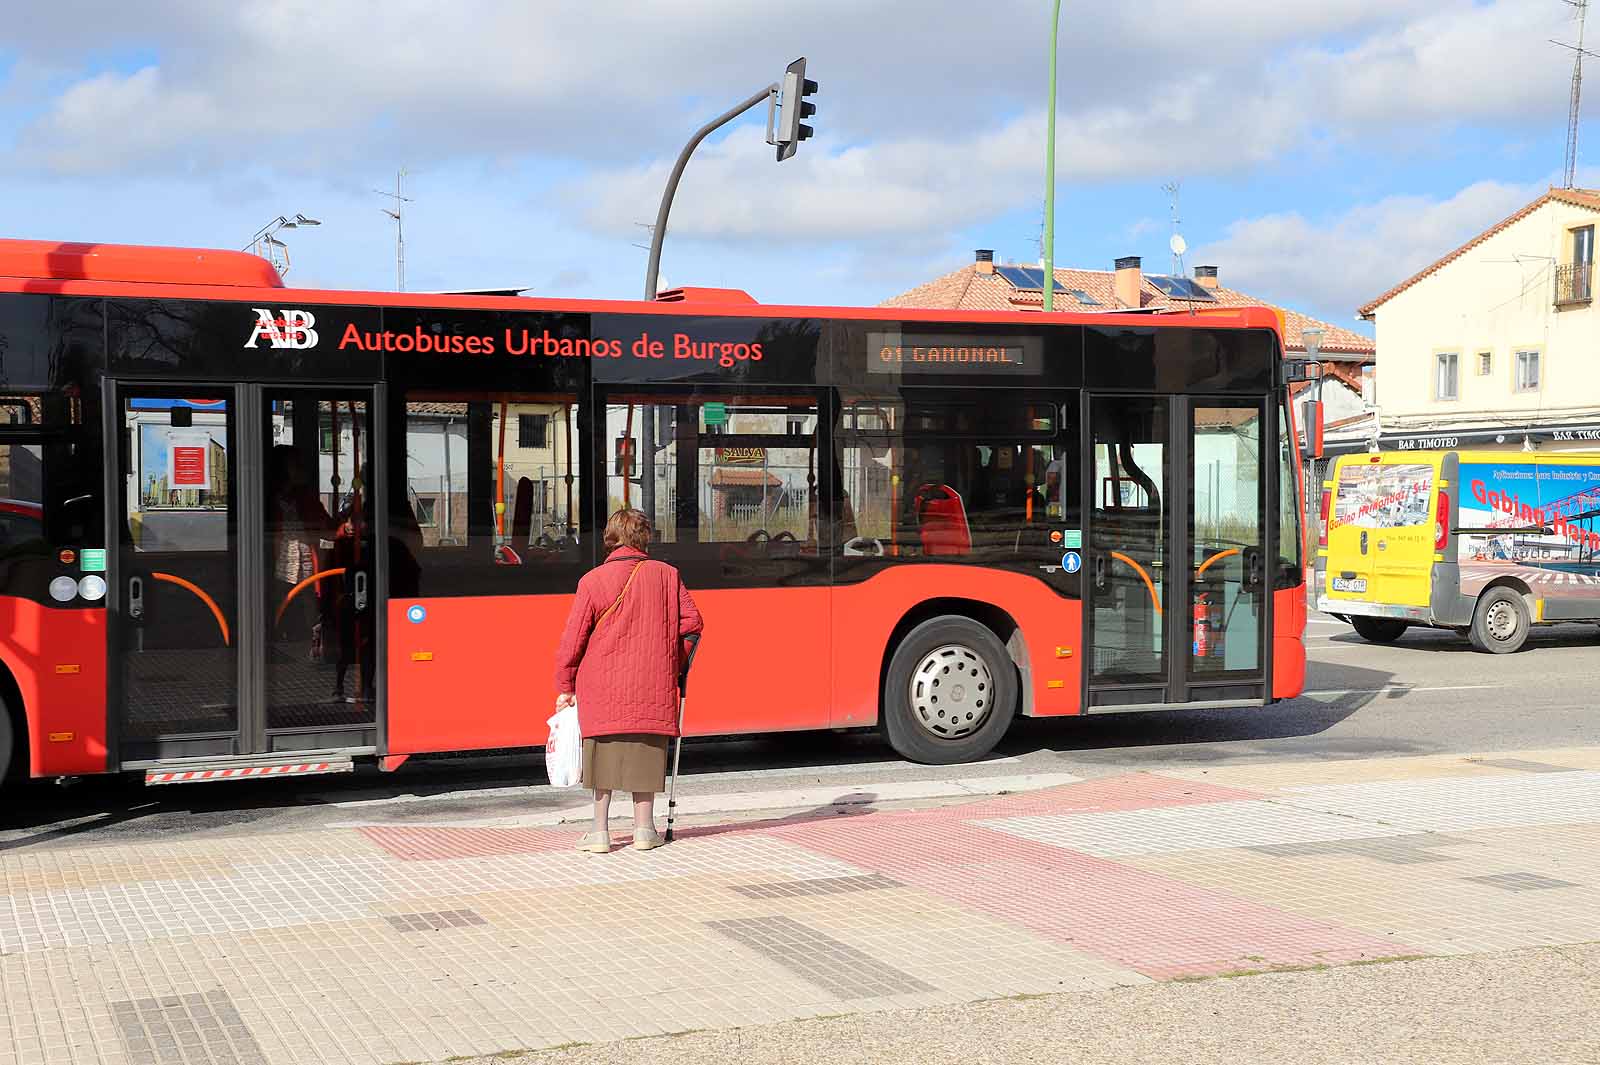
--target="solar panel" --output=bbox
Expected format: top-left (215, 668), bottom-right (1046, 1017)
top-left (1069, 289), bottom-right (1101, 306)
top-left (994, 265), bottom-right (1042, 289)
top-left (1148, 276), bottom-right (1217, 302)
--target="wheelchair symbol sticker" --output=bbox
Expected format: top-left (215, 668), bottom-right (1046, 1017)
top-left (407, 605), bottom-right (427, 624)
top-left (1062, 551), bottom-right (1082, 574)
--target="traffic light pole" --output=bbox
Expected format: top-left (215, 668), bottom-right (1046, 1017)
top-left (643, 84), bottom-right (779, 300)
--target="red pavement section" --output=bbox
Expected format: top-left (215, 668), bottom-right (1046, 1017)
top-left (354, 773), bottom-right (1411, 979)
top-left (952, 772), bottom-right (1264, 818)
top-left (765, 775), bottom-right (1413, 979)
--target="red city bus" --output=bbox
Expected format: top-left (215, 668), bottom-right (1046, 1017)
top-left (0, 239), bottom-right (1307, 787)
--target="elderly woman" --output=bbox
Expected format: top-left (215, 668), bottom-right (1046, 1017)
top-left (554, 509), bottom-right (703, 853)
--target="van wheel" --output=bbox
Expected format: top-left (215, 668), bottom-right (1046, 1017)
top-left (1470, 588), bottom-right (1530, 654)
top-left (883, 616), bottom-right (1017, 765)
top-left (1350, 617), bottom-right (1408, 643)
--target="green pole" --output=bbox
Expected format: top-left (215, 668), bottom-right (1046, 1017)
top-left (1042, 0), bottom-right (1061, 312)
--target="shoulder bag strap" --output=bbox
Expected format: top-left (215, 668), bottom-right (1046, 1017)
top-left (595, 561), bottom-right (645, 627)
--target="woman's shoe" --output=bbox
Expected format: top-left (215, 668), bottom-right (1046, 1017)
top-left (576, 830), bottom-right (611, 854)
top-left (633, 825), bottom-right (665, 851)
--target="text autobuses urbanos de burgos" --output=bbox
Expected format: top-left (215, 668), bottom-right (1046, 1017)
top-left (338, 327), bottom-right (764, 367)
top-left (244, 309), bottom-right (765, 368)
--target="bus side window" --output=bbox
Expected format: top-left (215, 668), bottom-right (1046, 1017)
top-left (400, 394), bottom-right (582, 595)
top-left (836, 391), bottom-right (1075, 564)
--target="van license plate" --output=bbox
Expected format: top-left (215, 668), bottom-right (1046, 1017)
top-left (1331, 577), bottom-right (1367, 593)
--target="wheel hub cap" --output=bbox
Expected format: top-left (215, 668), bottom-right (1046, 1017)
top-left (1487, 601), bottom-right (1518, 641)
top-left (909, 644), bottom-right (993, 740)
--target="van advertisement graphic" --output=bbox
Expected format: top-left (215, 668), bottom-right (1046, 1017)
top-left (1458, 462), bottom-right (1600, 599)
top-left (1331, 463), bottom-right (1434, 530)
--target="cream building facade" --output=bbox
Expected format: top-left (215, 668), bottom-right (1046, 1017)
top-left (1358, 186), bottom-right (1600, 454)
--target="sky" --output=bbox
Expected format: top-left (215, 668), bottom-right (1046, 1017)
top-left (0, 0), bottom-right (1593, 333)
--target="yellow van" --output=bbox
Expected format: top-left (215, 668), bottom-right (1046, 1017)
top-left (1318, 449), bottom-right (1600, 652)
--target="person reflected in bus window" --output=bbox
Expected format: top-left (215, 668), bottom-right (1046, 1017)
top-left (331, 491), bottom-right (376, 703)
top-left (553, 508), bottom-right (703, 854)
top-left (267, 444), bottom-right (339, 646)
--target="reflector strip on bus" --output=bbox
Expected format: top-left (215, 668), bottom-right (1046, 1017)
top-left (144, 762), bottom-right (353, 785)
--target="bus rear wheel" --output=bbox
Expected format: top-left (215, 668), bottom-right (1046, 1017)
top-left (1350, 617), bottom-right (1408, 643)
top-left (1469, 588), bottom-right (1530, 654)
top-left (0, 695), bottom-right (15, 791)
top-left (883, 616), bottom-right (1017, 765)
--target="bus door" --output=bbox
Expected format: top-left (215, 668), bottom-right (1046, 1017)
top-left (110, 382), bottom-right (381, 764)
top-left (1083, 395), bottom-right (1269, 710)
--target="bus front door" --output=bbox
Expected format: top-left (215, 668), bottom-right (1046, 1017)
top-left (1083, 395), bottom-right (1269, 710)
top-left (110, 383), bottom-right (381, 766)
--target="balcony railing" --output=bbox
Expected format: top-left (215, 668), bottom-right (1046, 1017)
top-left (1556, 260), bottom-right (1593, 306)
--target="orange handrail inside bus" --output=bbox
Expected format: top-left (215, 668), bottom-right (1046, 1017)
top-left (1196, 548), bottom-right (1241, 577)
top-left (495, 399), bottom-right (508, 536)
top-left (151, 572), bottom-right (231, 646)
top-left (1109, 551), bottom-right (1163, 616)
top-left (275, 568), bottom-right (347, 627)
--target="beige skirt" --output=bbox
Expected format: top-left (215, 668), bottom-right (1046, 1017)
top-left (582, 734), bottom-right (670, 793)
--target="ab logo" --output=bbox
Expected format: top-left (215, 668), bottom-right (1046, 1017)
top-left (245, 308), bottom-right (319, 350)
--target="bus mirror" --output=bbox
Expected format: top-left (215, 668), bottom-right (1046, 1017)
top-left (1303, 401), bottom-right (1325, 460)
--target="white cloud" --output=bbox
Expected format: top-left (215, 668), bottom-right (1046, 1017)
top-left (574, 80), bottom-right (1307, 245)
top-left (1191, 178), bottom-right (1543, 320)
top-left (4, 0), bottom-right (1538, 181)
top-left (1308, 0), bottom-right (1574, 128)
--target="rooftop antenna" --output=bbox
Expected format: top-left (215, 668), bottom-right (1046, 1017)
top-left (1163, 181), bottom-right (1186, 276)
top-left (375, 167), bottom-right (413, 291)
top-left (1555, 0), bottom-right (1598, 188)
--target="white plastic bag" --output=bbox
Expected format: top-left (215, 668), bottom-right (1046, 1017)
top-left (545, 702), bottom-right (584, 788)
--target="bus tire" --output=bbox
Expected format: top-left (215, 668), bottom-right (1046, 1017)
top-left (1469, 588), bottom-right (1530, 654)
top-left (1350, 617), bottom-right (1407, 643)
top-left (882, 616), bottom-right (1017, 765)
top-left (0, 693), bottom-right (15, 791)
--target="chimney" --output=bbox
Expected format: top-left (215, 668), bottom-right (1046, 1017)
top-left (974, 248), bottom-right (995, 275)
top-left (1114, 255), bottom-right (1142, 308)
top-left (1194, 265), bottom-right (1219, 290)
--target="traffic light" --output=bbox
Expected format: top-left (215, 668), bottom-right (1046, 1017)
top-left (776, 57), bottom-right (817, 162)
top-left (614, 436), bottom-right (635, 477)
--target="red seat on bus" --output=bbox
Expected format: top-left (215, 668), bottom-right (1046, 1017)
top-left (913, 484), bottom-right (971, 556)
top-left (512, 477), bottom-right (534, 543)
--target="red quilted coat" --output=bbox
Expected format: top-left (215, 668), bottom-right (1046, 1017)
top-left (553, 547), bottom-right (704, 738)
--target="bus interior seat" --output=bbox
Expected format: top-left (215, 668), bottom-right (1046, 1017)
top-left (511, 478), bottom-right (534, 542)
top-left (914, 483), bottom-right (971, 556)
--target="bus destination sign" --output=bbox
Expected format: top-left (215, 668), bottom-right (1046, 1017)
top-left (867, 332), bottom-right (1039, 375)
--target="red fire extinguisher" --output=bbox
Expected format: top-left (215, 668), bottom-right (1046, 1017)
top-left (1193, 591), bottom-right (1210, 658)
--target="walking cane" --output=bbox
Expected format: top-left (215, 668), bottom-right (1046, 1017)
top-left (665, 632), bottom-right (701, 843)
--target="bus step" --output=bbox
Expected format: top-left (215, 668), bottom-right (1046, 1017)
top-left (144, 757), bottom-right (355, 786)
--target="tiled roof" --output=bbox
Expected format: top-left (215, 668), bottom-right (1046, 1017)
top-left (882, 265), bottom-right (1374, 357)
top-left (1357, 186), bottom-right (1600, 318)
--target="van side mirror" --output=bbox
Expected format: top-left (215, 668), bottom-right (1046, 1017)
top-left (1302, 400), bottom-right (1325, 460)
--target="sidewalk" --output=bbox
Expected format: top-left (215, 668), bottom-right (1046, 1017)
top-left (3, 747), bottom-right (1600, 1065)
top-left (448, 944), bottom-right (1600, 1065)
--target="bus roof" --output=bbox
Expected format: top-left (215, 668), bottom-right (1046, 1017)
top-left (0, 239), bottom-right (284, 289)
top-left (0, 238), bottom-right (1286, 336)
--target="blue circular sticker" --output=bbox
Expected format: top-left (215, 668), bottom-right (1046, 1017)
top-left (407, 605), bottom-right (427, 624)
top-left (1061, 551), bottom-right (1082, 574)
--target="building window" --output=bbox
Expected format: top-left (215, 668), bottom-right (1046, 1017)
top-left (1477, 351), bottom-right (1492, 376)
top-left (1515, 349), bottom-right (1541, 393)
top-left (518, 413), bottom-right (549, 449)
top-left (1434, 352), bottom-right (1458, 401)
